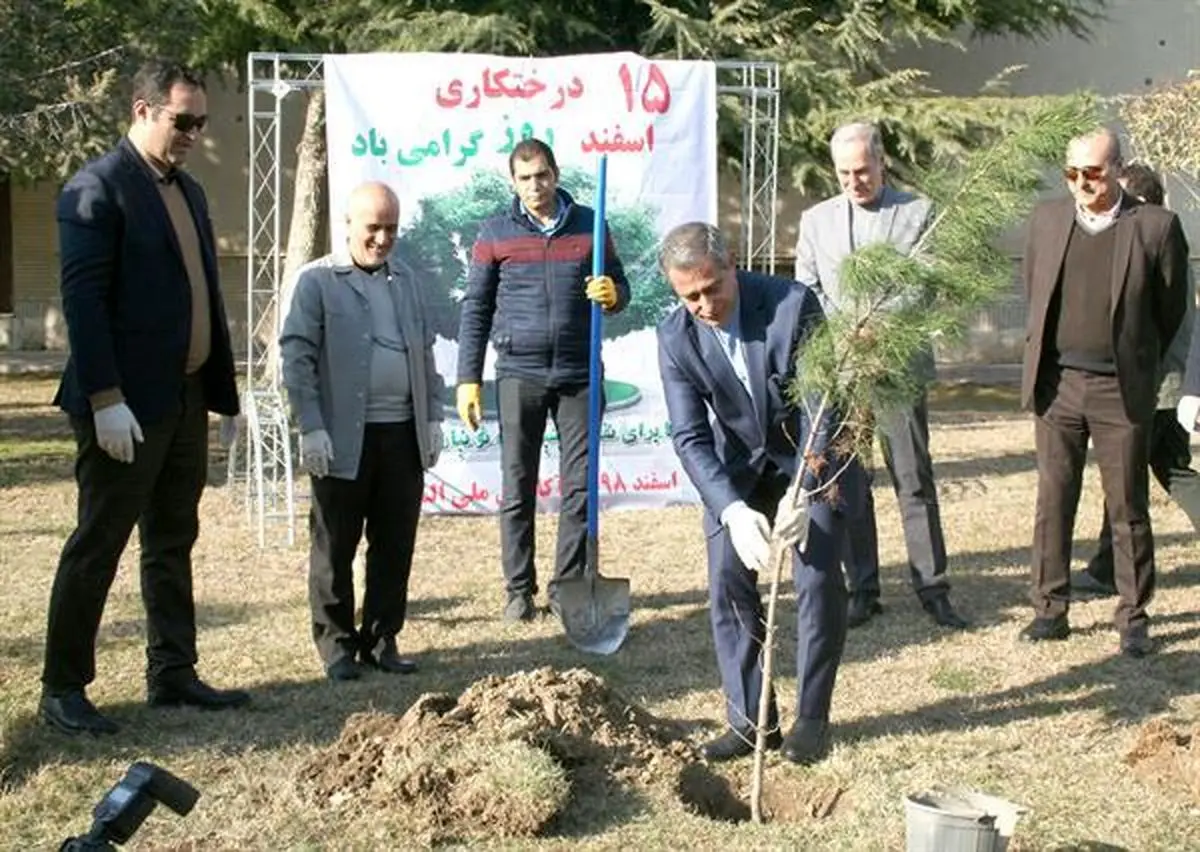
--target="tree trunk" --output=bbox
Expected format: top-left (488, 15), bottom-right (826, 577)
top-left (750, 402), bottom-right (826, 822)
top-left (264, 87), bottom-right (327, 386)
top-left (750, 540), bottom-right (791, 824)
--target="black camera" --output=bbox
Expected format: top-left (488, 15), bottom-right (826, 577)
top-left (60, 761), bottom-right (199, 850)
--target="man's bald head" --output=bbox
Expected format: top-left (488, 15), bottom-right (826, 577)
top-left (345, 181), bottom-right (399, 269)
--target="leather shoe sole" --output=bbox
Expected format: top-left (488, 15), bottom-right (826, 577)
top-left (925, 598), bottom-right (969, 630)
top-left (1018, 616), bottom-right (1070, 642)
top-left (39, 695), bottom-right (119, 736)
top-left (504, 594), bottom-right (536, 623)
top-left (148, 682), bottom-right (251, 709)
top-left (370, 654), bottom-right (418, 675)
top-left (700, 728), bottom-right (783, 762)
top-left (326, 657), bottom-right (363, 681)
top-left (1120, 628), bottom-right (1156, 658)
top-left (781, 720), bottom-right (830, 766)
top-left (847, 598), bottom-right (883, 628)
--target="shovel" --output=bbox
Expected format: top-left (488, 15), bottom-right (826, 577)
top-left (557, 154), bottom-right (631, 655)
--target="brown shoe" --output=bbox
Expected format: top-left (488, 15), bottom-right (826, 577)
top-left (1018, 615), bottom-right (1069, 642)
top-left (1119, 624), bottom-right (1155, 658)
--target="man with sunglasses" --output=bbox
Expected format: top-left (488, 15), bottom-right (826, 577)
top-left (1072, 163), bottom-right (1200, 599)
top-left (40, 58), bottom-right (247, 736)
top-left (1020, 128), bottom-right (1190, 657)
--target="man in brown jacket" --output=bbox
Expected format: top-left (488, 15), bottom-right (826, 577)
top-left (1020, 127), bottom-right (1190, 657)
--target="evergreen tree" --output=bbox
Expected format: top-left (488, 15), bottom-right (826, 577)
top-left (1119, 75), bottom-right (1200, 206)
top-left (747, 92), bottom-right (1099, 822)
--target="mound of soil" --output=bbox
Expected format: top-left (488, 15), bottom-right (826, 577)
top-left (295, 667), bottom-right (842, 841)
top-left (1124, 719), bottom-right (1200, 804)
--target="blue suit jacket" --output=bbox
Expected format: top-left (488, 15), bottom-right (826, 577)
top-left (657, 271), bottom-right (862, 529)
top-left (53, 137), bottom-right (239, 424)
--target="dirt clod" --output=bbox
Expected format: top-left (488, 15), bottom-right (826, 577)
top-left (1124, 718), bottom-right (1199, 804)
top-left (295, 667), bottom-right (847, 839)
top-left (295, 667), bottom-right (700, 841)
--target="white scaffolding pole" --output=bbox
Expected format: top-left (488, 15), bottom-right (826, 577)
top-left (229, 53), bottom-right (323, 546)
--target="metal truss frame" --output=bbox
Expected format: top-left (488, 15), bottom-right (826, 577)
top-left (229, 53), bottom-right (323, 546)
top-left (237, 52), bottom-right (781, 546)
top-left (716, 61), bottom-right (781, 274)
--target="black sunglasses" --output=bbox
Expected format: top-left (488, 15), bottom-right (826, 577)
top-left (162, 110), bottom-right (207, 134)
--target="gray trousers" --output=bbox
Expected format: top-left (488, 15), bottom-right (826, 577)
top-left (841, 390), bottom-right (950, 602)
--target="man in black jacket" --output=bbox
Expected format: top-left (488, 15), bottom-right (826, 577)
top-left (40, 58), bottom-right (249, 735)
top-left (1073, 163), bottom-right (1200, 598)
top-left (455, 138), bottom-right (631, 622)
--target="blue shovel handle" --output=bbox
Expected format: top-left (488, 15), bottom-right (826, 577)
top-left (587, 156), bottom-right (607, 546)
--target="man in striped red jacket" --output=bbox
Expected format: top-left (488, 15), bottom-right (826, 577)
top-left (455, 138), bottom-right (631, 622)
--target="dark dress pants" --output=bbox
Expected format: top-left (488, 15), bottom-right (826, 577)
top-left (706, 475), bottom-right (848, 731)
top-left (1087, 408), bottom-right (1200, 579)
top-left (496, 376), bottom-right (592, 600)
top-left (308, 421), bottom-right (424, 665)
top-left (1033, 367), bottom-right (1155, 630)
top-left (42, 375), bottom-right (209, 693)
top-left (842, 390), bottom-right (950, 603)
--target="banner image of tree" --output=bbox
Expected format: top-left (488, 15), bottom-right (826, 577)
top-left (396, 166), bottom-right (670, 342)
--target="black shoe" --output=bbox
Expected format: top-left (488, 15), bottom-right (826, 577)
top-left (503, 593), bottom-right (536, 623)
top-left (40, 690), bottom-right (119, 735)
top-left (700, 726), bottom-right (783, 762)
top-left (781, 717), bottom-right (831, 766)
top-left (1018, 615), bottom-right (1070, 642)
top-left (326, 656), bottom-right (363, 681)
top-left (924, 595), bottom-right (969, 629)
top-left (1120, 624), bottom-right (1156, 658)
top-left (1071, 570), bottom-right (1117, 600)
top-left (847, 594), bottom-right (883, 628)
top-left (148, 677), bottom-right (251, 709)
top-left (362, 640), bottom-right (417, 675)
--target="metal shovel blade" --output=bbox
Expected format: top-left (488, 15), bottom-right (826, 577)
top-left (557, 571), bottom-right (631, 655)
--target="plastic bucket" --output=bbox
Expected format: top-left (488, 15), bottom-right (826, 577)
top-left (904, 789), bottom-right (1027, 852)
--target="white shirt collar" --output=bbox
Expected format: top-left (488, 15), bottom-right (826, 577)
top-left (1076, 191), bottom-right (1123, 231)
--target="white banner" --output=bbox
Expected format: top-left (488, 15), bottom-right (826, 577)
top-left (323, 51), bottom-right (716, 513)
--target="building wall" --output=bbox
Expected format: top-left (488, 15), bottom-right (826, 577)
top-left (887, 0), bottom-right (1200, 241)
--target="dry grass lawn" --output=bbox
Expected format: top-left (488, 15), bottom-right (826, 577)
top-left (2, 376), bottom-right (1199, 850)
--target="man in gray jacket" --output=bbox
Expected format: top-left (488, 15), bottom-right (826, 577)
top-left (795, 121), bottom-right (966, 630)
top-left (280, 181), bottom-right (443, 681)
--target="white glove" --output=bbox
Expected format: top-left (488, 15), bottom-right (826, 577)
top-left (300, 429), bottom-right (334, 478)
top-left (218, 415), bottom-right (240, 450)
top-left (773, 495), bottom-right (809, 550)
top-left (93, 402), bottom-right (144, 464)
top-left (428, 421), bottom-right (443, 467)
top-left (1177, 395), bottom-right (1200, 433)
top-left (720, 500), bottom-right (771, 573)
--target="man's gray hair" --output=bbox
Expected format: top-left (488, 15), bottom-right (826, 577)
top-left (829, 121), bottom-right (885, 162)
top-left (1068, 126), bottom-right (1123, 165)
top-left (658, 222), bottom-right (732, 274)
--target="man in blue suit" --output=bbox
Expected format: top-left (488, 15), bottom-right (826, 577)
top-left (40, 59), bottom-right (249, 735)
top-left (657, 221), bottom-right (860, 764)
